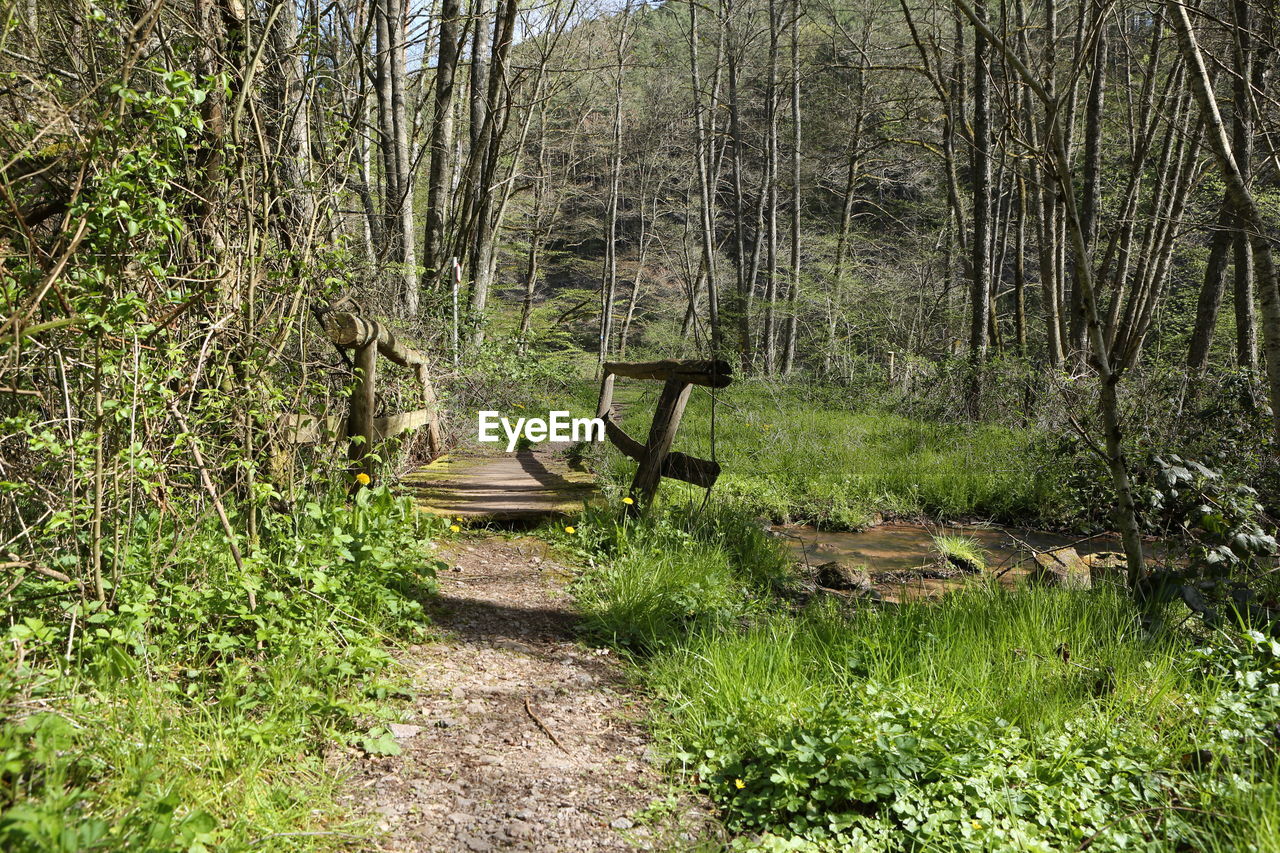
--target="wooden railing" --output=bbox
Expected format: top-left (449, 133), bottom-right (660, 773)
top-left (596, 359), bottom-right (732, 510)
top-left (283, 311), bottom-right (442, 479)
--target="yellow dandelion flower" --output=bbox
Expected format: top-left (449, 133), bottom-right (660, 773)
top-left (450, 524), bottom-right (461, 533)
top-left (622, 497), bottom-right (634, 505)
top-left (970, 820), bottom-right (981, 830)
top-left (564, 526), bottom-right (576, 534)
top-left (734, 779), bottom-right (745, 790)
top-left (355, 472), bottom-right (371, 485)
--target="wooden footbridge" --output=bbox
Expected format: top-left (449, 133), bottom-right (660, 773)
top-left (288, 308), bottom-right (732, 520)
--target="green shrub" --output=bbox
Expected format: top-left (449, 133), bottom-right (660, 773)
top-left (0, 484), bottom-right (440, 852)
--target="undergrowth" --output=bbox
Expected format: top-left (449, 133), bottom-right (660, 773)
top-left (558, 499), bottom-right (1280, 852)
top-left (1, 484), bottom-right (441, 851)
top-left (604, 379), bottom-right (1067, 530)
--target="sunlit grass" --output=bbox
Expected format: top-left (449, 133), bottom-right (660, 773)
top-left (569, 493), bottom-right (1278, 851)
top-left (932, 532), bottom-right (987, 572)
top-left (602, 379), bottom-right (1065, 529)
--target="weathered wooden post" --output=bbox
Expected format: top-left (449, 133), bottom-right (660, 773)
top-left (349, 339), bottom-right (377, 479)
top-left (596, 372), bottom-right (615, 421)
top-left (318, 310), bottom-right (444, 471)
top-left (414, 363), bottom-right (444, 457)
top-left (629, 377), bottom-right (694, 508)
top-left (593, 359), bottom-right (731, 514)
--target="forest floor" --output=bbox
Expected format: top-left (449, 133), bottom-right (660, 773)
top-left (341, 534), bottom-right (717, 852)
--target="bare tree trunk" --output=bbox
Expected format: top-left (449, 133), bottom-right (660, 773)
top-left (271, 3), bottom-right (316, 231)
top-left (1231, 0), bottom-right (1258, 372)
top-left (1169, 0), bottom-right (1280, 443)
top-left (1014, 173), bottom-right (1027, 356)
top-left (1188, 196), bottom-right (1235, 370)
top-left (518, 100), bottom-right (549, 350)
top-left (727, 37), bottom-right (753, 369)
top-left (621, 193), bottom-right (653, 357)
top-left (690, 0), bottom-right (721, 354)
top-left (469, 0), bottom-right (491, 151)
top-left (463, 0), bottom-right (518, 345)
top-left (388, 0), bottom-right (417, 315)
top-left (423, 0), bottom-right (461, 282)
top-left (968, 0), bottom-right (991, 402)
top-left (1069, 10), bottom-right (1105, 356)
top-left (1033, 0), bottom-right (1064, 365)
top-left (599, 0), bottom-right (631, 371)
top-left (761, 0), bottom-right (781, 374)
top-left (782, 0), bottom-right (801, 375)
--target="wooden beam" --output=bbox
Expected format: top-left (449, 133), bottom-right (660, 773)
top-left (414, 363), bottom-right (443, 457)
top-left (374, 409), bottom-right (431, 440)
top-left (280, 413), bottom-right (345, 444)
top-left (280, 409), bottom-right (436, 444)
top-left (596, 372), bottom-right (615, 420)
top-left (602, 416), bottom-right (719, 488)
top-left (603, 359), bottom-right (732, 388)
top-left (630, 377), bottom-right (693, 507)
top-left (348, 340), bottom-right (377, 478)
top-left (322, 311), bottom-right (429, 369)
top-left (661, 452), bottom-right (721, 489)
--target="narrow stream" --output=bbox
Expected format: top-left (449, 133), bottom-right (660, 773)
top-left (778, 522), bottom-right (1153, 602)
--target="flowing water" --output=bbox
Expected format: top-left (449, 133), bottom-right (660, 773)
top-left (777, 522), bottom-right (1155, 603)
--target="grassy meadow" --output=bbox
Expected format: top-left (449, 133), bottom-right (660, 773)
top-left (559, 500), bottom-right (1280, 852)
top-left (596, 379), bottom-right (1068, 529)
top-left (562, 381), bottom-right (1280, 853)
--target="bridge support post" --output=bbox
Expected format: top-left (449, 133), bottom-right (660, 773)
top-left (348, 340), bottom-right (377, 480)
top-left (629, 377), bottom-right (693, 511)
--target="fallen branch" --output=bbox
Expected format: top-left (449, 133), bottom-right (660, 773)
top-left (524, 696), bottom-right (570, 754)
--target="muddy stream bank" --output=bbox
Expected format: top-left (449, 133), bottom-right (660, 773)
top-left (777, 522), bottom-right (1162, 602)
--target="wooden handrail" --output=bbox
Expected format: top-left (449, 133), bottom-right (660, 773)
top-left (312, 309), bottom-right (443, 477)
top-left (322, 311), bottom-right (429, 368)
top-left (597, 358), bottom-right (732, 510)
top-left (602, 359), bottom-right (732, 388)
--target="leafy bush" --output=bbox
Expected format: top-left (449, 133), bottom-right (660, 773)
top-left (671, 620), bottom-right (1280, 853)
top-left (0, 484), bottom-right (440, 852)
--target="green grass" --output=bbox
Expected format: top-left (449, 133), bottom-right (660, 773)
top-left (1, 486), bottom-right (441, 851)
top-left (564, 496), bottom-right (1280, 852)
top-left (604, 380), bottom-right (1067, 529)
top-left (932, 533), bottom-right (987, 572)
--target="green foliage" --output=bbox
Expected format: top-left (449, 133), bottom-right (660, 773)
top-left (0, 485), bottom-right (440, 852)
top-left (567, 501), bottom-right (790, 653)
top-left (570, 494), bottom-right (1280, 852)
top-left (931, 533), bottom-right (986, 572)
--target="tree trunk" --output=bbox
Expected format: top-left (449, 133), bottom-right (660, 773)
top-left (761, 0), bottom-right (781, 374)
top-left (1169, 0), bottom-right (1280, 443)
top-left (1069, 14), bottom-right (1105, 357)
top-left (690, 0), bottom-right (721, 354)
top-left (782, 0), bottom-right (801, 375)
top-left (1231, 0), bottom-right (1258, 372)
top-left (423, 0), bottom-right (461, 282)
top-left (469, 0), bottom-right (491, 151)
top-left (1188, 195), bottom-right (1235, 370)
top-left (388, 0), bottom-right (416, 315)
top-left (599, 0), bottom-right (631, 371)
top-left (968, 0), bottom-right (991, 403)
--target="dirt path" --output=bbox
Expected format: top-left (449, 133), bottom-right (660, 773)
top-left (344, 535), bottom-right (715, 852)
